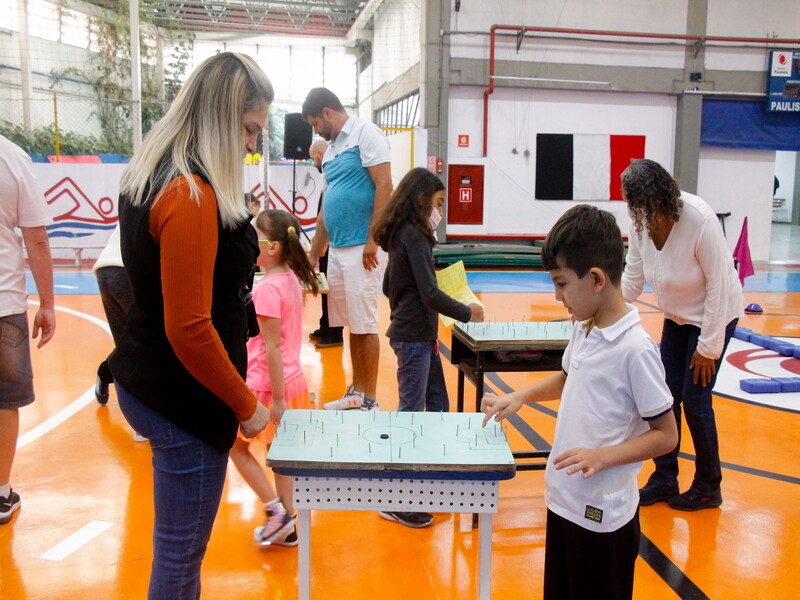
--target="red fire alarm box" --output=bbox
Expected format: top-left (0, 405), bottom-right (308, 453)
top-left (447, 164), bottom-right (484, 225)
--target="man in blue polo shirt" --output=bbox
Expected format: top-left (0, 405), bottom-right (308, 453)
top-left (303, 88), bottom-right (392, 411)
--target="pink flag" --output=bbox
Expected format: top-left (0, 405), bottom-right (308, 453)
top-left (732, 217), bottom-right (754, 286)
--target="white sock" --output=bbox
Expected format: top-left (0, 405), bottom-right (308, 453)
top-left (0, 483), bottom-right (10, 498)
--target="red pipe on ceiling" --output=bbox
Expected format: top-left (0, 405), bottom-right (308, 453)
top-left (481, 24), bottom-right (800, 157)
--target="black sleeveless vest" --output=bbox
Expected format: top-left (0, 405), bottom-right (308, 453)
top-left (109, 179), bottom-right (259, 453)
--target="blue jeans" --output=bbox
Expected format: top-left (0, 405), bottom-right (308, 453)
top-left (649, 318), bottom-right (737, 495)
top-left (116, 385), bottom-right (230, 600)
top-left (390, 339), bottom-right (449, 412)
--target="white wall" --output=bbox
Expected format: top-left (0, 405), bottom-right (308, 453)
top-left (446, 86), bottom-right (676, 237)
top-left (451, 0), bottom-right (799, 74)
top-left (697, 147), bottom-right (775, 261)
top-left (706, 0), bottom-right (800, 71)
top-left (450, 0), bottom-right (687, 68)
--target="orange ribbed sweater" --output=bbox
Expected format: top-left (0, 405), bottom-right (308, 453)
top-left (149, 176), bottom-right (256, 421)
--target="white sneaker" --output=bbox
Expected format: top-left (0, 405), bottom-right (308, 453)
top-left (360, 397), bottom-right (380, 412)
top-left (323, 385), bottom-right (365, 410)
top-left (133, 432), bottom-right (148, 442)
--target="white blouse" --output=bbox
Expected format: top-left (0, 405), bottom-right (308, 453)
top-left (621, 192), bottom-right (744, 359)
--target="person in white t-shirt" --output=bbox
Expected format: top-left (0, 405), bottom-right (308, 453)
top-left (481, 205), bottom-right (677, 600)
top-left (0, 135), bottom-right (56, 525)
top-left (621, 159), bottom-right (744, 511)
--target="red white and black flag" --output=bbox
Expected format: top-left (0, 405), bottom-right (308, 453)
top-left (535, 134), bottom-right (646, 201)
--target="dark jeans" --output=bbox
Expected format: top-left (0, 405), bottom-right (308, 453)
top-left (648, 317), bottom-right (738, 495)
top-left (96, 266), bottom-right (135, 385)
top-left (390, 339), bottom-right (449, 412)
top-left (116, 385), bottom-right (229, 599)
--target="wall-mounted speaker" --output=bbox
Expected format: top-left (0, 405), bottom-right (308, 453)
top-left (283, 113), bottom-right (312, 160)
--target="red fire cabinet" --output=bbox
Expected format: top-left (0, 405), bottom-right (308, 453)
top-left (447, 164), bottom-right (484, 225)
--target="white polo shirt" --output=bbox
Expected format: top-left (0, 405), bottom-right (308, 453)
top-left (544, 304), bottom-right (673, 533)
top-left (0, 135), bottom-right (50, 316)
top-left (321, 116), bottom-right (390, 248)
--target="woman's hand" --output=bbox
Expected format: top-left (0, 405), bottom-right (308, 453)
top-left (270, 398), bottom-right (287, 425)
top-left (240, 402), bottom-right (269, 438)
top-left (690, 351), bottom-right (716, 387)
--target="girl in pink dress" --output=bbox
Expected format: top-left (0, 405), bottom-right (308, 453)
top-left (230, 209), bottom-right (318, 547)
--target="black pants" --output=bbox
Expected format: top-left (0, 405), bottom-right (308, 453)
top-left (318, 251), bottom-right (343, 336)
top-left (544, 508), bottom-right (640, 600)
top-left (96, 266), bottom-right (135, 384)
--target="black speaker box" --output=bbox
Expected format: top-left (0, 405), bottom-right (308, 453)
top-left (283, 113), bottom-right (312, 160)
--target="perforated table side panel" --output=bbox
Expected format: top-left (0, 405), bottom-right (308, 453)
top-left (292, 477), bottom-right (499, 513)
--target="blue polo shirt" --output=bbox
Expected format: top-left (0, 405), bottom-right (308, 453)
top-left (322, 116), bottom-right (390, 248)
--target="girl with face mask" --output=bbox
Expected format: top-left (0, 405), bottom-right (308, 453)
top-left (372, 167), bottom-right (484, 529)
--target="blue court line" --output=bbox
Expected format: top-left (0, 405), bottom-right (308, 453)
top-left (28, 270), bottom-right (800, 296)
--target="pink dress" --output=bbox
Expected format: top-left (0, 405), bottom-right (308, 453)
top-left (243, 271), bottom-right (310, 443)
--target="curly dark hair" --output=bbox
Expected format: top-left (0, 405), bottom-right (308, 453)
top-left (373, 167), bottom-right (443, 252)
top-left (621, 159), bottom-right (683, 238)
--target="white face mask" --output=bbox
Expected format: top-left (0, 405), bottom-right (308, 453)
top-left (428, 207), bottom-right (443, 230)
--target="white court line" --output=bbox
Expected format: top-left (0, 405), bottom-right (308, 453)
top-left (29, 299), bottom-right (112, 336)
top-left (18, 301), bottom-right (112, 449)
top-left (17, 386), bottom-right (96, 449)
top-left (38, 520), bottom-right (114, 562)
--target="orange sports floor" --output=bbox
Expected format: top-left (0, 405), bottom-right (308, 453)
top-left (2, 275), bottom-right (799, 599)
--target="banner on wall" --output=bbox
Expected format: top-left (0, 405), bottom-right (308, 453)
top-left (35, 164), bottom-right (125, 248)
top-left (31, 162), bottom-right (324, 258)
top-left (534, 134), bottom-right (645, 201)
top-left (767, 50), bottom-right (800, 113)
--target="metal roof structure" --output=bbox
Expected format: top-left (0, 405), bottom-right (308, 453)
top-left (83, 0), bottom-right (369, 38)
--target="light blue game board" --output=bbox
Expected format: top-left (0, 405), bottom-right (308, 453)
top-left (455, 321), bottom-right (572, 344)
top-left (267, 409), bottom-right (515, 475)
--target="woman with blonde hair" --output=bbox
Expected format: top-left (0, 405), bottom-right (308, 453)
top-left (109, 52), bottom-right (273, 598)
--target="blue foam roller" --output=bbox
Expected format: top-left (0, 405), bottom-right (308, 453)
top-left (774, 342), bottom-right (797, 356)
top-left (748, 334), bottom-right (769, 349)
top-left (793, 347), bottom-right (800, 359)
top-left (773, 377), bottom-right (800, 393)
top-left (764, 337), bottom-right (784, 352)
top-left (733, 327), bottom-right (752, 342)
top-left (739, 379), bottom-right (782, 393)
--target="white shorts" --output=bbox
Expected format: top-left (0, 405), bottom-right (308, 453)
top-left (327, 244), bottom-right (386, 335)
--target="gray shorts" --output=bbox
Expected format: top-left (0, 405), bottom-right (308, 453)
top-left (0, 312), bottom-right (35, 409)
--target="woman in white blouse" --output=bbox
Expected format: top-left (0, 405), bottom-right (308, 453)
top-left (621, 159), bottom-right (744, 512)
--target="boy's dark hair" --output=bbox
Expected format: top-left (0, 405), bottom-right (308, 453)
top-left (255, 209), bottom-right (319, 295)
top-left (301, 87), bottom-right (344, 119)
top-left (373, 167), bottom-right (444, 252)
top-left (541, 204), bottom-right (624, 284)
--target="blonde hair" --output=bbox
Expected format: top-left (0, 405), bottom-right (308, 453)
top-left (120, 52), bottom-right (274, 229)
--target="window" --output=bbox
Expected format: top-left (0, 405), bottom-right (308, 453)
top-left (376, 92), bottom-right (419, 128)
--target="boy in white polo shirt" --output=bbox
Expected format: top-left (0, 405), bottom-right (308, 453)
top-left (481, 205), bottom-right (678, 599)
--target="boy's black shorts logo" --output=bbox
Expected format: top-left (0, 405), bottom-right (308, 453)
top-left (584, 505), bottom-right (603, 523)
